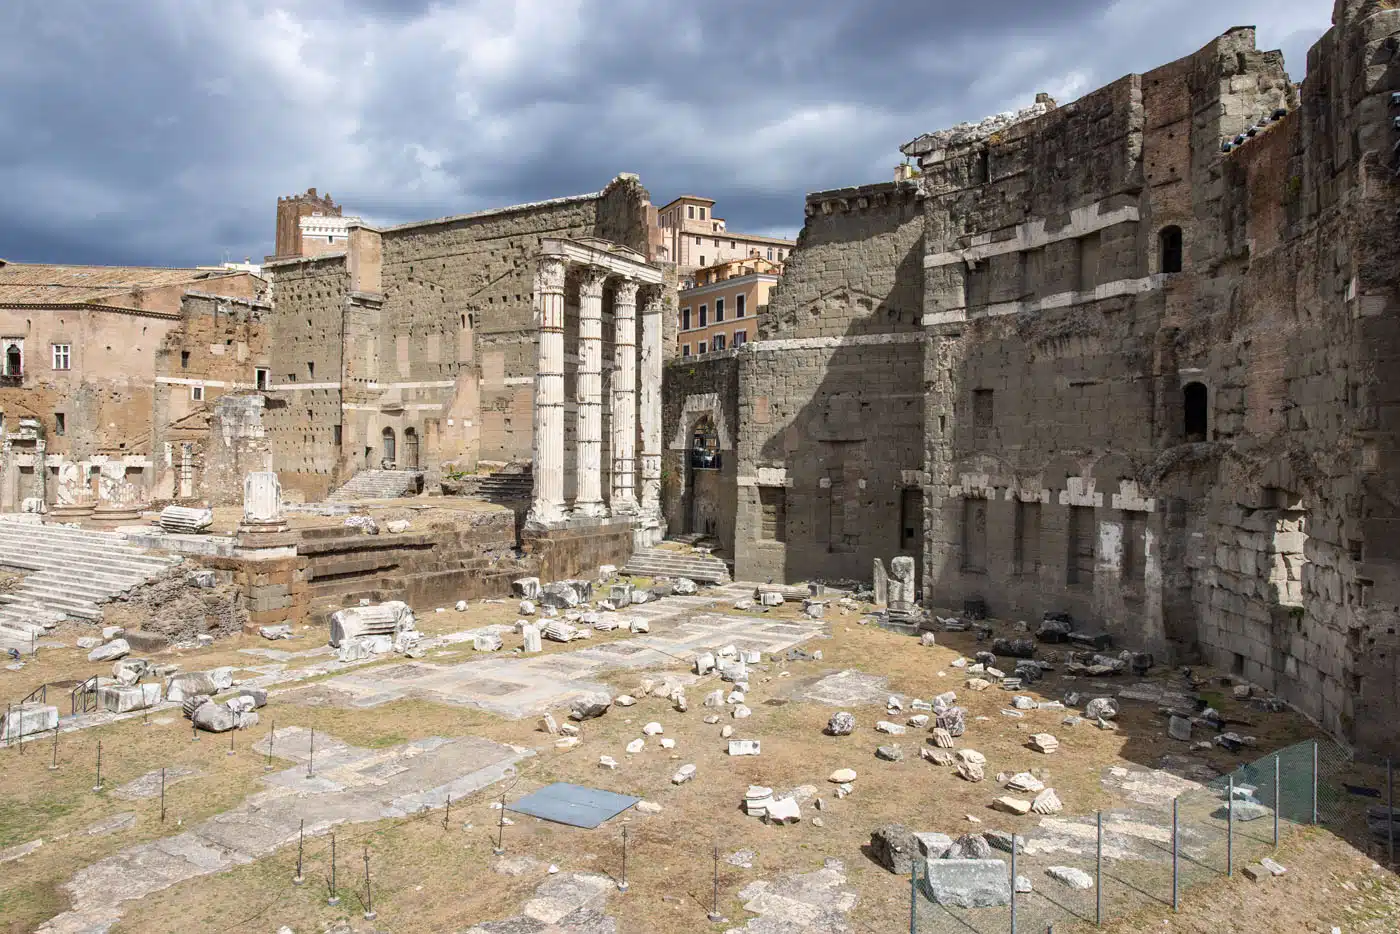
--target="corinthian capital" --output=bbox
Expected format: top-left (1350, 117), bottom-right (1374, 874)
top-left (578, 265), bottom-right (609, 300)
top-left (613, 278), bottom-right (640, 307)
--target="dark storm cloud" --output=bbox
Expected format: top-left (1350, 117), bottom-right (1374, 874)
top-left (0, 0), bottom-right (1332, 266)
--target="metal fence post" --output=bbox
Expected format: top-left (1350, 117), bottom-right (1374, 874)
top-left (1095, 810), bottom-right (1102, 927)
top-left (1311, 740), bottom-right (1319, 825)
top-left (1227, 775), bottom-right (1234, 877)
top-left (1172, 797), bottom-right (1179, 912)
top-left (1273, 753), bottom-right (1280, 848)
top-left (909, 859), bottom-right (917, 934)
top-left (1010, 834), bottom-right (1018, 934)
top-left (1388, 757), bottom-right (1395, 866)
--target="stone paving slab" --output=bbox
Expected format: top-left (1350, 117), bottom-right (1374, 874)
top-left (297, 587), bottom-right (823, 719)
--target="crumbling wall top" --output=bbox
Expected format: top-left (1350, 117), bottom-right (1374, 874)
top-left (900, 94), bottom-right (1057, 161)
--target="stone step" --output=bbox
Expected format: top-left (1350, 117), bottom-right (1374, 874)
top-left (622, 547), bottom-right (731, 584)
top-left (0, 525), bottom-right (178, 561)
top-left (328, 469), bottom-right (424, 502)
top-left (0, 542), bottom-right (173, 578)
top-left (0, 590), bottom-right (102, 620)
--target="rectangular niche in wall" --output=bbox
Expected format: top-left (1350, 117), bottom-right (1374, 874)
top-left (1067, 505), bottom-right (1095, 587)
top-left (1014, 500), bottom-right (1041, 575)
top-left (961, 498), bottom-right (988, 573)
top-left (758, 487), bottom-right (787, 543)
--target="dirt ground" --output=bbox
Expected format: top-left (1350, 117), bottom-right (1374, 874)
top-left (1, 597), bottom-right (1396, 934)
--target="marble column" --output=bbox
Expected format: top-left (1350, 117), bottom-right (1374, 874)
top-left (609, 278), bottom-right (639, 515)
top-left (638, 286), bottom-right (665, 525)
top-left (573, 266), bottom-right (608, 518)
top-left (527, 256), bottom-right (568, 527)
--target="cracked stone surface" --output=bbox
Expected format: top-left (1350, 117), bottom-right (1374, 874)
top-left (460, 871), bottom-right (618, 933)
top-left (38, 727), bottom-right (531, 934)
top-left (798, 671), bottom-right (891, 707)
top-left (727, 859), bottom-right (859, 933)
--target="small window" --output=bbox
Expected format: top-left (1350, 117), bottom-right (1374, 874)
top-left (687, 205), bottom-right (694, 219)
top-left (698, 341), bottom-right (707, 354)
top-left (180, 350), bottom-right (190, 369)
top-left (736, 294), bottom-right (746, 318)
top-left (767, 247), bottom-right (774, 260)
top-left (699, 255), bottom-right (705, 266)
top-left (699, 304), bottom-right (708, 326)
top-left (1159, 225), bottom-right (1184, 274)
top-left (54, 413), bottom-right (65, 436)
top-left (730, 240), bottom-right (736, 249)
top-left (699, 207), bottom-right (706, 219)
top-left (307, 361), bottom-right (315, 379)
top-left (734, 330), bottom-right (747, 346)
top-left (695, 236), bottom-right (701, 245)
top-left (190, 385), bottom-right (205, 402)
top-left (51, 343), bottom-right (71, 370)
top-left (333, 424), bottom-right (342, 445)
top-left (1184, 381), bottom-right (1208, 442)
top-left (778, 250), bottom-right (784, 259)
top-left (713, 333), bottom-right (726, 351)
top-left (255, 367), bottom-right (270, 390)
top-left (715, 298), bottom-right (725, 322)
top-left (682, 307), bottom-right (691, 330)
top-left (682, 344), bottom-right (691, 358)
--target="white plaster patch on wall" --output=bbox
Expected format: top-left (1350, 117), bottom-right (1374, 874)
top-left (947, 472), bottom-right (996, 499)
top-left (1059, 477), bottom-right (1103, 507)
top-left (746, 332), bottom-right (926, 352)
top-left (738, 466), bottom-right (792, 488)
top-left (1003, 485), bottom-right (1051, 504)
top-left (1111, 480), bottom-right (1156, 512)
top-left (364, 379), bottom-right (457, 390)
top-left (922, 276), bottom-right (1165, 325)
top-left (900, 469), bottom-right (927, 487)
top-left (1098, 519), bottom-right (1124, 574)
top-left (924, 200), bottom-right (1140, 269)
top-left (503, 376), bottom-right (535, 386)
top-left (669, 393), bottom-right (734, 451)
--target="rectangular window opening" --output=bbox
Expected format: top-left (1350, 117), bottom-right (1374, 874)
top-left (759, 487), bottom-right (787, 543)
top-left (54, 413), bottom-right (65, 436)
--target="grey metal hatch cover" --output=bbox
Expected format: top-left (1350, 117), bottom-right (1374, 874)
top-left (506, 782), bottom-right (640, 829)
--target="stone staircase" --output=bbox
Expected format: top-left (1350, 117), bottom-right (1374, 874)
top-left (328, 469), bottom-right (424, 502)
top-left (623, 543), bottom-right (732, 584)
top-left (0, 518), bottom-right (182, 653)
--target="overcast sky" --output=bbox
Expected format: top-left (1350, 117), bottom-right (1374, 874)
top-left (0, 0), bottom-right (1332, 268)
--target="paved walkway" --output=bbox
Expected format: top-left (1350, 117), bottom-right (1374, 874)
top-left (38, 727), bottom-right (530, 934)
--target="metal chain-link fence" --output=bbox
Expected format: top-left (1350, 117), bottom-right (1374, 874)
top-left (912, 738), bottom-right (1391, 933)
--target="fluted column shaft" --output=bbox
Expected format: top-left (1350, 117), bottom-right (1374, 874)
top-left (573, 266), bottom-right (608, 517)
top-left (610, 278), bottom-right (640, 514)
top-left (638, 287), bottom-right (664, 522)
top-left (527, 256), bottom-right (568, 527)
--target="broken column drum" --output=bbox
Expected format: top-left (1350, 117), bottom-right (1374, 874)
top-left (241, 471), bottom-right (286, 532)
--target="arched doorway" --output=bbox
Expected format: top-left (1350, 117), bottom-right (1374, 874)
top-left (686, 415), bottom-right (721, 535)
top-left (1183, 382), bottom-right (1208, 442)
top-left (4, 343), bottom-right (21, 378)
top-left (381, 427), bottom-right (396, 468)
top-left (403, 427), bottom-right (419, 469)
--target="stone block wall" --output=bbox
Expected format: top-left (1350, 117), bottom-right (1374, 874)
top-left (733, 182), bottom-right (926, 584)
top-left (722, 2), bottom-right (1400, 757)
top-left (521, 519), bottom-right (634, 584)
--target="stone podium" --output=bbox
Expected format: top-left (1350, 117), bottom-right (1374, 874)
top-left (49, 462), bottom-right (94, 520)
top-left (92, 461), bottom-right (146, 523)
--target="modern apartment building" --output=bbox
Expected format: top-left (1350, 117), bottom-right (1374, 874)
top-left (655, 195), bottom-right (793, 274)
top-left (677, 254), bottom-right (782, 357)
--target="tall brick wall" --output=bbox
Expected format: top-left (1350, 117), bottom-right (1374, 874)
top-left (728, 2), bottom-right (1400, 758)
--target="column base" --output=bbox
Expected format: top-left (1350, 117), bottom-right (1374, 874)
top-left (49, 503), bottom-right (95, 521)
top-left (526, 501), bottom-right (569, 530)
top-left (572, 501), bottom-right (609, 520)
top-left (92, 505), bottom-right (145, 524)
top-left (239, 519), bottom-right (289, 535)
